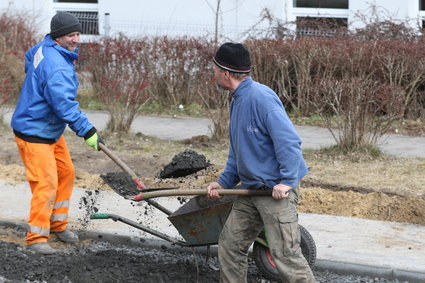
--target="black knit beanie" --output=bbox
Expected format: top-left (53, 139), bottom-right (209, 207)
top-left (213, 42), bottom-right (251, 73)
top-left (50, 11), bottom-right (82, 39)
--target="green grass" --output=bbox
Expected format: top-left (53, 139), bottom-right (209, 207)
top-left (312, 143), bottom-right (383, 162)
top-left (138, 101), bottom-right (207, 117)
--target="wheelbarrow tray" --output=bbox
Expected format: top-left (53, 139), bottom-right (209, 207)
top-left (168, 195), bottom-right (237, 246)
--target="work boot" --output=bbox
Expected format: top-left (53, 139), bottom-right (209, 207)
top-left (28, 243), bottom-right (58, 255)
top-left (53, 230), bottom-right (79, 243)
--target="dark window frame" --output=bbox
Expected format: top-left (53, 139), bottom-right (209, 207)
top-left (294, 0), bottom-right (349, 9)
top-left (296, 16), bottom-right (348, 38)
top-left (54, 0), bottom-right (98, 3)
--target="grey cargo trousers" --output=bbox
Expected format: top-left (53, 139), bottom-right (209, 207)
top-left (218, 187), bottom-right (316, 283)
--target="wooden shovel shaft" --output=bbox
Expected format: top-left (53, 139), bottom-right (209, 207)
top-left (99, 143), bottom-right (146, 189)
top-left (98, 143), bottom-right (173, 215)
top-left (99, 143), bottom-right (137, 178)
top-left (133, 189), bottom-right (272, 201)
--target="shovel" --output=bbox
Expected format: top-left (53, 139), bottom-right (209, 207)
top-left (132, 188), bottom-right (272, 201)
top-left (99, 143), bottom-right (173, 215)
top-left (99, 144), bottom-right (272, 203)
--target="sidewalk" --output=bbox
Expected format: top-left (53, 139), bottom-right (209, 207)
top-left (3, 110), bottom-right (425, 158)
top-left (82, 110), bottom-right (425, 158)
top-left (1, 111), bottom-right (425, 282)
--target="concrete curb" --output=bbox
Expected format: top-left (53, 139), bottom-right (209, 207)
top-left (314, 260), bottom-right (425, 283)
top-left (1, 219), bottom-right (424, 283)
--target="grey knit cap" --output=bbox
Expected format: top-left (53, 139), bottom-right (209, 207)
top-left (50, 11), bottom-right (82, 39)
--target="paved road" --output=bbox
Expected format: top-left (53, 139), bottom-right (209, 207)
top-left (81, 110), bottom-right (425, 158)
top-left (3, 109), bottom-right (424, 158)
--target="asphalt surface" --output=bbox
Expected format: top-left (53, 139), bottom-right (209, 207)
top-left (1, 110), bottom-right (425, 282)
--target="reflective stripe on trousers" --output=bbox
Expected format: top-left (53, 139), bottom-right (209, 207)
top-left (15, 136), bottom-right (75, 245)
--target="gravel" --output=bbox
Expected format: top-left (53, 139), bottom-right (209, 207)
top-left (0, 236), bottom-right (412, 283)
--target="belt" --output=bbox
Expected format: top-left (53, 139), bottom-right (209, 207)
top-left (257, 185), bottom-right (271, 191)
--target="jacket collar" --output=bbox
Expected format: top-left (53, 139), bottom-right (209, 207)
top-left (231, 76), bottom-right (252, 99)
top-left (44, 34), bottom-right (79, 61)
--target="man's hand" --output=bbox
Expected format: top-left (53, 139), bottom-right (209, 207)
top-left (84, 132), bottom-right (104, 151)
top-left (207, 182), bottom-right (224, 199)
top-left (272, 184), bottom-right (292, 200)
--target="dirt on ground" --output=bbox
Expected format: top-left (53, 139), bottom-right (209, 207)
top-left (1, 128), bottom-right (424, 226)
top-left (0, 125), bottom-right (424, 282)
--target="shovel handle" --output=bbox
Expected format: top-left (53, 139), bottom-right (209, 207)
top-left (132, 189), bottom-right (272, 201)
top-left (98, 142), bottom-right (173, 215)
top-left (99, 143), bottom-right (146, 189)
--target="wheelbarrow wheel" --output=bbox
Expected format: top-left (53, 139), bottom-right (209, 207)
top-left (253, 224), bottom-right (316, 282)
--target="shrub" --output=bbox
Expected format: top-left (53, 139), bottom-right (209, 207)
top-left (0, 12), bottom-right (36, 122)
top-left (81, 35), bottom-right (223, 137)
top-left (82, 35), bottom-right (150, 133)
top-left (78, 20), bottom-right (425, 145)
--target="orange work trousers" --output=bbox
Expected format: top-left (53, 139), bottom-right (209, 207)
top-left (15, 135), bottom-right (75, 245)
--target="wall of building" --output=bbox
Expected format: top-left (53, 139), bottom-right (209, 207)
top-left (97, 0), bottom-right (284, 40)
top-left (348, 0), bottom-right (419, 29)
top-left (0, 0), bottom-right (284, 41)
top-left (0, 0), bottom-right (423, 40)
top-left (0, 0), bottom-right (53, 40)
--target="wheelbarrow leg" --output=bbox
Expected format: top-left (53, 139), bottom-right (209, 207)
top-left (145, 200), bottom-right (172, 215)
top-left (90, 213), bottom-right (187, 246)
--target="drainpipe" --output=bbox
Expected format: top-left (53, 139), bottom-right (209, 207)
top-left (104, 12), bottom-right (110, 37)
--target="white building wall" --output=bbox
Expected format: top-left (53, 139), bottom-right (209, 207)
top-left (97, 0), bottom-right (284, 40)
top-left (348, 0), bottom-right (419, 30)
top-left (0, 0), bottom-right (284, 41)
top-left (0, 0), bottom-right (424, 40)
top-left (0, 0), bottom-right (53, 41)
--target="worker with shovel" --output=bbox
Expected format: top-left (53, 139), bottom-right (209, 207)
top-left (207, 43), bottom-right (316, 283)
top-left (11, 12), bottom-right (103, 255)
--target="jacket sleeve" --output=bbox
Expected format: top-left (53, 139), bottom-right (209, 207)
top-left (44, 68), bottom-right (93, 137)
top-left (265, 109), bottom-right (303, 188)
top-left (218, 142), bottom-right (240, 189)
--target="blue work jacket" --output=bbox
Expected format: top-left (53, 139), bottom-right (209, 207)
top-left (11, 35), bottom-right (93, 141)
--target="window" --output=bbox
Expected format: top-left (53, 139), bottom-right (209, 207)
top-left (54, 0), bottom-right (98, 3)
top-left (421, 0), bottom-right (425, 11)
top-left (297, 17), bottom-right (348, 29)
top-left (294, 0), bottom-right (348, 9)
top-left (67, 11), bottom-right (99, 35)
top-left (296, 16), bottom-right (348, 37)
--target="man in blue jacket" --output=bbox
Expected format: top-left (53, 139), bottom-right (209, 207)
top-left (207, 43), bottom-right (316, 282)
top-left (11, 12), bottom-right (102, 254)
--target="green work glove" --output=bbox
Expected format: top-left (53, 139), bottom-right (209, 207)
top-left (84, 129), bottom-right (104, 151)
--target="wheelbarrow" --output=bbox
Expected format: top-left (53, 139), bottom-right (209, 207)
top-left (90, 144), bottom-right (317, 282)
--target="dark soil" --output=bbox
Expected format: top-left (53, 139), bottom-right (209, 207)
top-left (0, 227), bottom-right (403, 283)
top-left (100, 171), bottom-right (140, 198)
top-left (0, 240), bottom-right (223, 283)
top-left (100, 149), bottom-right (210, 199)
top-left (0, 225), bottom-right (264, 283)
top-left (157, 149), bottom-right (210, 179)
